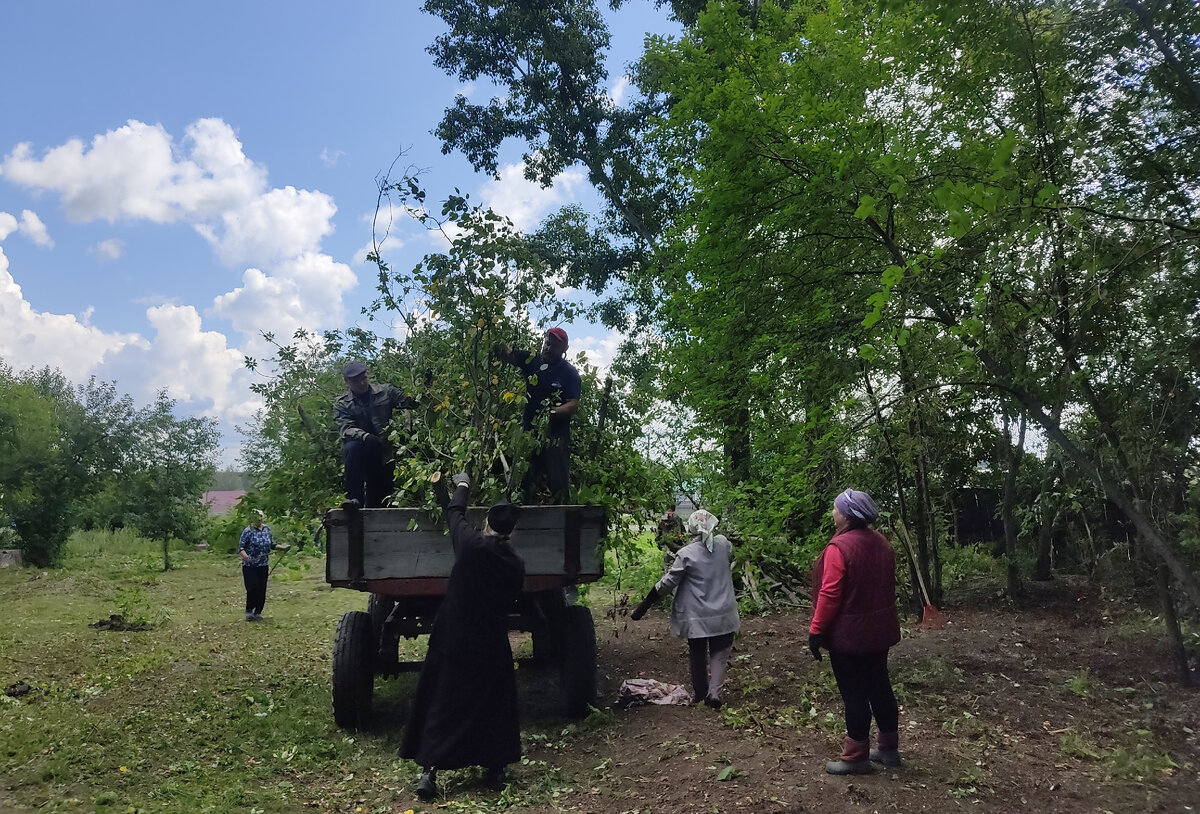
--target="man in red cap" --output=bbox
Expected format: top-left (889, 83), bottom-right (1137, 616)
top-left (495, 328), bottom-right (581, 503)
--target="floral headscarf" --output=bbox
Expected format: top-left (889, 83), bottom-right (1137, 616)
top-left (686, 509), bottom-right (719, 552)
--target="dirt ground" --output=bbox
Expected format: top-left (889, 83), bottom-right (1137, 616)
top-left (481, 578), bottom-right (1199, 814)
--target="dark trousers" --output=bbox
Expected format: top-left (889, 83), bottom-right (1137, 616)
top-left (520, 441), bottom-right (571, 504)
top-left (242, 565), bottom-right (269, 614)
top-left (343, 439), bottom-right (393, 507)
top-left (688, 632), bottom-right (735, 702)
top-left (829, 649), bottom-right (899, 742)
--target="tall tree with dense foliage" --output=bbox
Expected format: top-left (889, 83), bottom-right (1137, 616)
top-left (419, 0), bottom-right (1199, 627)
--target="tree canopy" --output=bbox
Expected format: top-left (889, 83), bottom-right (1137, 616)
top-left (0, 365), bottom-right (219, 566)
top-left (231, 0), bottom-right (1199, 674)
top-left (396, 0), bottom-right (1199, 621)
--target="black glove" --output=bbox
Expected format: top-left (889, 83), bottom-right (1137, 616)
top-left (432, 478), bottom-right (450, 510)
top-left (630, 587), bottom-right (660, 621)
top-left (361, 432), bottom-right (383, 449)
top-left (808, 632), bottom-right (826, 662)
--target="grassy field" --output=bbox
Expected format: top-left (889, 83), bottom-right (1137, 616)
top-left (2, 529), bottom-right (606, 814)
top-left (4, 529), bottom-right (1197, 814)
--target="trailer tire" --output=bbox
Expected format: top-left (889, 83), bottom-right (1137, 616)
top-left (556, 605), bottom-right (596, 719)
top-left (332, 611), bottom-right (374, 729)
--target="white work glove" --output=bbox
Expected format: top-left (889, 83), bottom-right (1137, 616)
top-left (452, 472), bottom-right (470, 489)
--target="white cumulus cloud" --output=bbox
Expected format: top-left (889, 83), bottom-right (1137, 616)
top-left (0, 244), bottom-right (147, 379)
top-left (198, 185), bottom-right (337, 268)
top-left (571, 329), bottom-right (623, 379)
top-left (90, 238), bottom-right (125, 260)
top-left (0, 118), bottom-right (340, 270)
top-left (139, 303), bottom-right (250, 415)
top-left (18, 210), bottom-right (53, 247)
top-left (210, 251), bottom-right (357, 356)
top-left (0, 119), bottom-right (266, 225)
top-left (610, 75), bottom-right (632, 106)
top-left (0, 118), bottom-right (355, 449)
top-left (479, 161), bottom-right (587, 233)
top-left (2, 117), bottom-right (354, 345)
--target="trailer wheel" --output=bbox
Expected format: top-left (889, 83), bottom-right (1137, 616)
top-left (332, 611), bottom-right (374, 729)
top-left (556, 605), bottom-right (597, 719)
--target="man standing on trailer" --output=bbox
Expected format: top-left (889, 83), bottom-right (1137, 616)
top-left (495, 327), bottom-right (581, 504)
top-left (333, 360), bottom-right (419, 508)
top-left (401, 472), bottom-right (526, 801)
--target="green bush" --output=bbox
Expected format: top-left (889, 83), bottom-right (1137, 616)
top-left (940, 543), bottom-right (1006, 589)
top-left (599, 532), bottom-right (662, 598)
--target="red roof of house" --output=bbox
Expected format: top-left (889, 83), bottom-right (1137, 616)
top-left (202, 490), bottom-right (246, 515)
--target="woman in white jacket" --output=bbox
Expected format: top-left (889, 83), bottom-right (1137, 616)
top-left (631, 509), bottom-right (740, 708)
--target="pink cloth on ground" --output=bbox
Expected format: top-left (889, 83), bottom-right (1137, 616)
top-left (616, 678), bottom-right (693, 707)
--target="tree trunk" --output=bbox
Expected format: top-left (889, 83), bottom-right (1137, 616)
top-left (898, 349), bottom-right (939, 604)
top-left (977, 349), bottom-right (1200, 611)
top-left (1033, 394), bottom-right (1068, 582)
top-left (1033, 477), bottom-right (1056, 581)
top-left (1156, 564), bottom-right (1193, 687)
top-left (862, 366), bottom-right (922, 617)
top-left (724, 404), bottom-right (752, 486)
top-left (1123, 0), bottom-right (1200, 112)
top-left (1001, 410), bottom-right (1026, 603)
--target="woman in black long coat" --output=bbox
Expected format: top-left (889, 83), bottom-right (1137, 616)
top-left (400, 473), bottom-right (525, 800)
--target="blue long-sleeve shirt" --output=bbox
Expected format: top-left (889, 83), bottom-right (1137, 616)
top-left (239, 524), bottom-right (276, 567)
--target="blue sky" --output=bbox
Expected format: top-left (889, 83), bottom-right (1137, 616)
top-left (0, 1), bottom-right (677, 464)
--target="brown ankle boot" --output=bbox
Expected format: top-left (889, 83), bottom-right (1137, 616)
top-left (825, 737), bottom-right (873, 775)
top-left (870, 730), bottom-right (901, 767)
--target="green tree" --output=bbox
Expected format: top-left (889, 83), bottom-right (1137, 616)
top-left (0, 369), bottom-right (71, 566)
top-left (633, 0), bottom-right (1200, 606)
top-left (241, 176), bottom-right (664, 561)
top-left (121, 392), bottom-right (219, 567)
top-left (415, 0), bottom-right (1200, 630)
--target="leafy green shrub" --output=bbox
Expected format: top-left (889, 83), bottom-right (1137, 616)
top-left (940, 543), bottom-right (1005, 589)
top-left (1103, 732), bottom-right (1178, 781)
top-left (113, 585), bottom-right (171, 628)
top-left (599, 533), bottom-right (661, 598)
top-left (66, 527), bottom-right (156, 559)
top-left (1065, 669), bottom-right (1093, 697)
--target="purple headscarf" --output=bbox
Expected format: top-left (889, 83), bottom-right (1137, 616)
top-left (835, 489), bottom-right (879, 525)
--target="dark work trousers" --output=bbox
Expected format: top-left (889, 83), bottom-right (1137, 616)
top-left (242, 565), bottom-right (269, 614)
top-left (688, 632), bottom-right (735, 702)
top-left (828, 649), bottom-right (899, 742)
top-left (520, 441), bottom-right (571, 504)
top-left (343, 438), bottom-right (393, 507)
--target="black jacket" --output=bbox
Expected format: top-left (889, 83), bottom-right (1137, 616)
top-left (400, 484), bottom-right (526, 769)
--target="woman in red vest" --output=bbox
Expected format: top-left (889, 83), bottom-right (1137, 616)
top-left (809, 489), bottom-right (902, 774)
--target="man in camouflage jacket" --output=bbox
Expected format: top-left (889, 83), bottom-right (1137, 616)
top-left (334, 361), bottom-right (418, 507)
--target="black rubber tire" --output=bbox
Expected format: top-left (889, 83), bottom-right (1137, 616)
top-left (367, 593), bottom-right (395, 634)
top-left (332, 611), bottom-right (374, 729)
top-left (556, 604), bottom-right (597, 719)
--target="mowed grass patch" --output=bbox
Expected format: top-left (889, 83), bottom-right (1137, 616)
top-left (0, 533), bottom-right (435, 813)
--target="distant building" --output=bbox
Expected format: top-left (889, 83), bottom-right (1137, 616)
top-left (202, 490), bottom-right (246, 516)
